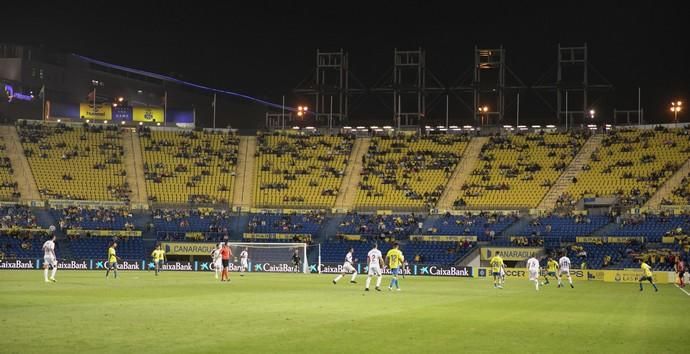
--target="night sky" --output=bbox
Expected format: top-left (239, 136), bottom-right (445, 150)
top-left (3, 1), bottom-right (688, 126)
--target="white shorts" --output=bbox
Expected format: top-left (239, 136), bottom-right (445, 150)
top-left (213, 260), bottom-right (222, 270)
top-left (342, 262), bottom-right (356, 273)
top-left (500, 268), bottom-right (505, 277)
top-left (241, 259), bottom-right (248, 268)
top-left (368, 265), bottom-right (381, 276)
top-left (559, 269), bottom-right (570, 277)
top-left (43, 255), bottom-right (57, 268)
top-left (528, 269), bottom-right (539, 281)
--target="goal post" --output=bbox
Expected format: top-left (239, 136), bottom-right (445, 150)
top-left (226, 242), bottom-right (309, 274)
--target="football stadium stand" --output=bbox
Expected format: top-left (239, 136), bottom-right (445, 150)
top-left (337, 213), bottom-right (424, 239)
top-left (460, 132), bottom-right (586, 209)
top-left (356, 133), bottom-right (469, 209)
top-left (139, 127), bottom-right (239, 204)
top-left (17, 122), bottom-right (129, 201)
top-left (0, 136), bottom-right (19, 200)
top-left (69, 235), bottom-right (144, 260)
top-left (422, 213), bottom-right (518, 241)
top-left (254, 131), bottom-right (353, 208)
top-left (512, 215), bottom-right (610, 241)
top-left (1, 122), bottom-right (690, 274)
top-left (247, 212), bottom-right (325, 234)
top-left (566, 128), bottom-right (690, 206)
top-left (53, 207), bottom-right (133, 230)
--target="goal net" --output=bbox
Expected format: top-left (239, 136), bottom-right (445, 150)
top-left (226, 242), bottom-right (309, 274)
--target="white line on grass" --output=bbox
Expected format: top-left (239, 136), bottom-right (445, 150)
top-left (674, 284), bottom-right (690, 296)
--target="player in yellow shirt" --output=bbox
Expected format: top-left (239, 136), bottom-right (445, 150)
top-left (151, 244), bottom-right (166, 276)
top-left (386, 242), bottom-right (404, 291)
top-left (489, 251), bottom-right (505, 288)
top-left (542, 257), bottom-right (560, 286)
top-left (639, 259), bottom-right (658, 292)
top-left (106, 241), bottom-right (119, 279)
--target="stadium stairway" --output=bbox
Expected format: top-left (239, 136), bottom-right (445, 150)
top-left (334, 137), bottom-right (371, 211)
top-left (592, 221), bottom-right (620, 236)
top-left (436, 136), bottom-right (488, 211)
top-left (499, 215), bottom-right (533, 238)
top-left (315, 214), bottom-right (344, 241)
top-left (233, 136), bottom-right (256, 210)
top-left (133, 211), bottom-right (158, 252)
top-left (0, 125), bottom-right (41, 201)
top-left (537, 133), bottom-right (604, 211)
top-left (122, 130), bottom-right (148, 205)
top-left (33, 207), bottom-right (56, 229)
top-left (231, 213), bottom-right (250, 240)
top-left (643, 157), bottom-right (690, 209)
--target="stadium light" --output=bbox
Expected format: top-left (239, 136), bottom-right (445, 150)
top-left (589, 109), bottom-right (596, 119)
top-left (104, 120), bottom-right (108, 124)
top-left (296, 105), bottom-right (308, 118)
top-left (156, 122), bottom-right (161, 126)
top-left (117, 97), bottom-right (124, 103)
top-left (139, 122), bottom-right (143, 126)
top-left (671, 101), bottom-right (683, 123)
top-left (479, 106), bottom-right (489, 125)
top-left (86, 120), bottom-right (90, 123)
top-left (112, 103), bottom-right (118, 107)
top-left (56, 119), bottom-right (61, 123)
top-left (120, 121), bottom-right (125, 125)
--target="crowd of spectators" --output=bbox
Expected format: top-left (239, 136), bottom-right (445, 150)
top-left (247, 211), bottom-right (326, 233)
top-left (359, 134), bottom-right (467, 207)
top-left (152, 208), bottom-right (233, 233)
top-left (338, 212), bottom-right (423, 239)
top-left (56, 207), bottom-right (133, 230)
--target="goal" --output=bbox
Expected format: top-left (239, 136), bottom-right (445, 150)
top-left (226, 242), bottom-right (309, 273)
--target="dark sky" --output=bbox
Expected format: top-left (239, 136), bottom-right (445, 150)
top-left (3, 0), bottom-right (689, 125)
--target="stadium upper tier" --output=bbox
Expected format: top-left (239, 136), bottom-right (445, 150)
top-left (356, 133), bottom-right (468, 209)
top-left (0, 137), bottom-right (19, 200)
top-left (140, 128), bottom-right (238, 204)
top-left (566, 128), bottom-right (690, 206)
top-left (18, 122), bottom-right (129, 201)
top-left (667, 172), bottom-right (690, 205)
top-left (254, 131), bottom-right (353, 208)
top-left (459, 132), bottom-right (585, 209)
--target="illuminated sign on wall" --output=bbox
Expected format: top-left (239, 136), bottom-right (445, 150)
top-left (4, 84), bottom-right (35, 103)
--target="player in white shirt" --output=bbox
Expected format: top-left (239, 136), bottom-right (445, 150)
top-left (526, 256), bottom-right (540, 291)
top-left (240, 248), bottom-right (249, 276)
top-left (499, 264), bottom-right (506, 286)
top-left (365, 244), bottom-right (383, 291)
top-left (332, 247), bottom-right (358, 284)
top-left (211, 243), bottom-right (222, 279)
top-left (42, 235), bottom-right (57, 283)
top-left (558, 253), bottom-right (574, 288)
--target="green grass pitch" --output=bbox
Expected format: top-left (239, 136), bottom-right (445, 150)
top-left (1, 271), bottom-right (688, 354)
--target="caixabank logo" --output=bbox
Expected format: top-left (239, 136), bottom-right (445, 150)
top-left (0, 259), bottom-right (35, 269)
top-left (56, 260), bottom-right (88, 270)
top-left (418, 265), bottom-right (473, 277)
top-left (200, 262), bottom-right (242, 271)
top-left (254, 262), bottom-right (298, 273)
top-left (362, 265), bottom-right (413, 275)
top-left (95, 261), bottom-right (141, 270)
top-left (148, 262), bottom-right (194, 271)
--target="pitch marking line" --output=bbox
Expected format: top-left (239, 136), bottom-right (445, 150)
top-left (674, 284), bottom-right (690, 296)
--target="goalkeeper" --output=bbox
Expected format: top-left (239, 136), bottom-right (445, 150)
top-left (292, 249), bottom-right (301, 273)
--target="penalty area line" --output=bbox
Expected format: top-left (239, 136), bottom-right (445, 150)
top-left (674, 284), bottom-right (690, 296)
